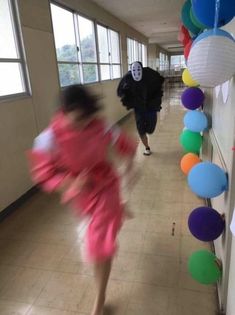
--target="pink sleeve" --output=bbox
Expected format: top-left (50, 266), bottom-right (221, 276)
top-left (107, 125), bottom-right (137, 157)
top-left (27, 128), bottom-right (70, 193)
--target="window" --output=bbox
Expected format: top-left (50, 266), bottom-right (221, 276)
top-left (170, 55), bottom-right (186, 71)
top-left (78, 15), bottom-right (98, 83)
top-left (127, 38), bottom-right (147, 68)
top-left (0, 0), bottom-right (28, 98)
top-left (159, 52), bottom-right (169, 71)
top-left (51, 4), bottom-right (99, 85)
top-left (51, 3), bottom-right (122, 86)
top-left (97, 25), bottom-right (121, 81)
top-left (51, 4), bottom-right (80, 86)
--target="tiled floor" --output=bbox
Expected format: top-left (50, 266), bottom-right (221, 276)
top-left (0, 88), bottom-right (218, 315)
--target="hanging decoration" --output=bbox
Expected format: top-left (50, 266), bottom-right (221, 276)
top-left (181, 0), bottom-right (201, 36)
top-left (187, 29), bottom-right (235, 87)
top-left (178, 24), bottom-right (192, 46)
top-left (189, 7), bottom-right (206, 30)
top-left (191, 0), bottom-right (235, 29)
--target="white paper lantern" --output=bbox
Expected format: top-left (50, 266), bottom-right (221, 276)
top-left (188, 29), bottom-right (235, 88)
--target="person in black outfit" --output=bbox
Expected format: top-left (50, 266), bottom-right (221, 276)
top-left (117, 61), bottom-right (164, 155)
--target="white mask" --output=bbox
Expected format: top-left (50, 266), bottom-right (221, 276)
top-left (131, 62), bottom-right (143, 81)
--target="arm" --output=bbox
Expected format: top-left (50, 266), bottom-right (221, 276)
top-left (27, 128), bottom-right (72, 193)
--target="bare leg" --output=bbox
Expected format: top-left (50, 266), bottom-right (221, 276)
top-left (139, 133), bottom-right (149, 148)
top-left (91, 259), bottom-right (112, 315)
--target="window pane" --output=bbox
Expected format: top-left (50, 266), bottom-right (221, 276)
top-left (112, 65), bottom-right (121, 79)
top-left (78, 15), bottom-right (97, 62)
top-left (110, 30), bottom-right (120, 64)
top-left (0, 0), bottom-right (18, 58)
top-left (0, 63), bottom-right (24, 96)
top-left (100, 65), bottom-right (110, 80)
top-left (51, 4), bottom-right (77, 62)
top-left (82, 64), bottom-right (98, 83)
top-left (127, 38), bottom-right (131, 65)
top-left (138, 43), bottom-right (142, 62)
top-left (142, 44), bottom-right (147, 67)
top-left (97, 25), bottom-right (109, 63)
top-left (58, 63), bottom-right (80, 86)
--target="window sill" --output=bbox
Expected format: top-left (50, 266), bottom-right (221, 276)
top-left (0, 93), bottom-right (32, 104)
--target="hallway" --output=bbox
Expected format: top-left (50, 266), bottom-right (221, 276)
top-left (0, 88), bottom-right (218, 315)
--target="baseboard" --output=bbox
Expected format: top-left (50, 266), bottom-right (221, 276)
top-left (116, 111), bottom-right (132, 126)
top-left (0, 186), bottom-right (38, 222)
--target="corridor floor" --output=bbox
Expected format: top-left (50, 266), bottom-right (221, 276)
top-left (0, 88), bottom-right (218, 315)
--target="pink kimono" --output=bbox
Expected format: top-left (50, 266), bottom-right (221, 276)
top-left (28, 112), bottom-right (137, 262)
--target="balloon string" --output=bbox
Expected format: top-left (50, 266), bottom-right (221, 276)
top-left (214, 0), bottom-right (221, 32)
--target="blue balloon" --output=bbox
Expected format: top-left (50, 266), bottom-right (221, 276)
top-left (192, 0), bottom-right (235, 28)
top-left (184, 110), bottom-right (208, 132)
top-left (188, 162), bottom-right (228, 198)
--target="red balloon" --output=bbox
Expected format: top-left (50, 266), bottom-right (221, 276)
top-left (184, 40), bottom-right (192, 59)
top-left (178, 25), bottom-right (191, 46)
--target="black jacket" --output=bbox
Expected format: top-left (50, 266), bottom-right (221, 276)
top-left (117, 67), bottom-right (164, 111)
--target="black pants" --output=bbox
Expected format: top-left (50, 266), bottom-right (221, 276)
top-left (134, 110), bottom-right (157, 136)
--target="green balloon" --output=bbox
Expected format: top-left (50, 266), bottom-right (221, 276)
top-left (188, 250), bottom-right (222, 285)
top-left (181, 0), bottom-right (201, 35)
top-left (180, 130), bottom-right (202, 154)
top-left (190, 7), bottom-right (206, 30)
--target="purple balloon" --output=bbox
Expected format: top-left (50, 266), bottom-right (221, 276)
top-left (188, 207), bottom-right (225, 242)
top-left (181, 87), bottom-right (204, 110)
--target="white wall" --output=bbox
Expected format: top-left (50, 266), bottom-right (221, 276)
top-left (0, 0), bottom-right (148, 212)
top-left (202, 18), bottom-right (235, 314)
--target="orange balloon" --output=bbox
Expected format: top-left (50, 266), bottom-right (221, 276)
top-left (180, 153), bottom-right (201, 175)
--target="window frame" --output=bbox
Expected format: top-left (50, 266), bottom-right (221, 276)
top-left (0, 0), bottom-right (30, 101)
top-left (127, 37), bottom-right (147, 69)
top-left (96, 22), bottom-right (122, 82)
top-left (50, 1), bottom-right (122, 86)
top-left (51, 2), bottom-right (99, 86)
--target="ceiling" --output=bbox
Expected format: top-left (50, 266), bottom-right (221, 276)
top-left (92, 0), bottom-right (185, 52)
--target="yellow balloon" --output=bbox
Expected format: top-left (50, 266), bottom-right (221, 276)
top-left (182, 68), bottom-right (199, 87)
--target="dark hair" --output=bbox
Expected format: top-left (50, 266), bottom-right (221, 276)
top-left (60, 85), bottom-right (102, 117)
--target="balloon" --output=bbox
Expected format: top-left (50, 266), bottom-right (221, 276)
top-left (181, 87), bottom-right (204, 110)
top-left (180, 130), bottom-right (202, 154)
top-left (182, 69), bottom-right (199, 87)
top-left (192, 0), bottom-right (235, 29)
top-left (188, 29), bottom-right (235, 87)
top-left (180, 153), bottom-right (201, 175)
top-left (190, 7), bottom-right (206, 30)
top-left (181, 0), bottom-right (201, 35)
top-left (188, 250), bottom-right (222, 285)
top-left (183, 110), bottom-right (208, 132)
top-left (188, 162), bottom-right (228, 198)
top-left (188, 207), bottom-right (225, 241)
top-left (184, 40), bottom-right (192, 60)
top-left (178, 24), bottom-right (191, 46)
